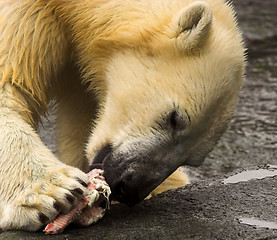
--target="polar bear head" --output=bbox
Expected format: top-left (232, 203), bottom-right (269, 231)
top-left (84, 1), bottom-right (245, 205)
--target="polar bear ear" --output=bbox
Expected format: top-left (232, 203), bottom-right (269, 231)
top-left (173, 1), bottom-right (213, 53)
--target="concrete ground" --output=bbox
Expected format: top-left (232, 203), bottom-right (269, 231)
top-left (1, 165), bottom-right (277, 240)
top-left (1, 0), bottom-right (276, 239)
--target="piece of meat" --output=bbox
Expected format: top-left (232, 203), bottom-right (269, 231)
top-left (44, 169), bottom-right (111, 234)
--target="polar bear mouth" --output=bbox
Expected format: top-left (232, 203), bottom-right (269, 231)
top-left (89, 144), bottom-right (113, 170)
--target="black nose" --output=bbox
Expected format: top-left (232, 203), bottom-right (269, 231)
top-left (102, 153), bottom-right (154, 206)
top-left (111, 177), bottom-right (142, 206)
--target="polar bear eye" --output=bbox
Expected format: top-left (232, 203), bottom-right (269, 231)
top-left (169, 110), bottom-right (178, 129)
top-left (167, 110), bottom-right (184, 131)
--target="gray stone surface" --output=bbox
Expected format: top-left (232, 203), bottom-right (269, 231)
top-left (1, 165), bottom-right (277, 240)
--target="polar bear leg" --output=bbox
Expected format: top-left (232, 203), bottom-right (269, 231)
top-left (55, 68), bottom-right (97, 172)
top-left (0, 84), bottom-right (88, 231)
top-left (0, 1), bottom-right (89, 231)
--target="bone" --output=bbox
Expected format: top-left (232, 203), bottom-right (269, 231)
top-left (44, 169), bottom-right (111, 234)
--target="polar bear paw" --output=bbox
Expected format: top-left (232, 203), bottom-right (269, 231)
top-left (0, 166), bottom-right (88, 231)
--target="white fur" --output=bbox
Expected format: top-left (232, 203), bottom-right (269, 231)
top-left (0, 0), bottom-right (245, 230)
top-left (0, 84), bottom-right (88, 230)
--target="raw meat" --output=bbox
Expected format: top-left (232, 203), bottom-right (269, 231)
top-left (44, 169), bottom-right (111, 234)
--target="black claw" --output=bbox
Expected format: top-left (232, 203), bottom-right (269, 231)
top-left (39, 213), bottom-right (49, 224)
top-left (77, 178), bottom-right (88, 187)
top-left (53, 201), bottom-right (62, 212)
top-left (72, 188), bottom-right (84, 196)
top-left (65, 193), bottom-right (75, 203)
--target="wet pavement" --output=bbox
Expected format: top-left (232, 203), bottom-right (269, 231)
top-left (1, 0), bottom-right (276, 239)
top-left (1, 165), bottom-right (277, 240)
top-left (223, 165), bottom-right (277, 184)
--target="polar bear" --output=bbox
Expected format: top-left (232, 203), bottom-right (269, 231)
top-left (0, 0), bottom-right (245, 231)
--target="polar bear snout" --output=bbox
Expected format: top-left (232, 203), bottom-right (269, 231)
top-left (102, 148), bottom-right (174, 206)
top-left (108, 175), bottom-right (143, 206)
top-left (104, 169), bottom-right (152, 206)
top-left (102, 156), bottom-right (144, 206)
